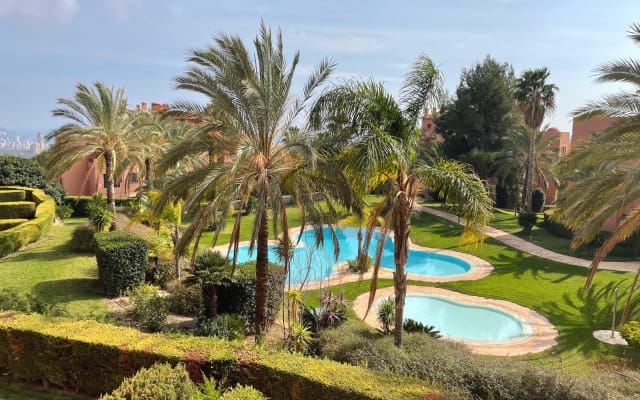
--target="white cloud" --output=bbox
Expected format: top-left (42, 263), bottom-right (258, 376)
top-left (0, 0), bottom-right (79, 24)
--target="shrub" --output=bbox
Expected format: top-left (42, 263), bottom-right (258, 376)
top-left (166, 280), bottom-right (203, 317)
top-left (0, 202), bottom-right (36, 219)
top-left (286, 322), bottom-right (313, 354)
top-left (220, 385), bottom-right (267, 400)
top-left (43, 182), bottom-right (66, 206)
top-left (63, 196), bottom-right (93, 217)
top-left (94, 231), bottom-right (149, 297)
top-left (128, 284), bottom-right (169, 333)
top-left (185, 250), bottom-right (230, 319)
top-left (147, 258), bottom-right (177, 289)
top-left (55, 204), bottom-right (73, 221)
top-left (86, 194), bottom-right (114, 231)
top-left (402, 319), bottom-right (441, 338)
top-left (100, 363), bottom-right (196, 400)
top-left (348, 255), bottom-right (372, 273)
top-left (0, 288), bottom-right (50, 314)
top-left (216, 262), bottom-right (284, 331)
top-left (517, 211), bottom-right (537, 236)
top-left (69, 223), bottom-right (95, 252)
top-left (0, 219), bottom-right (27, 231)
top-left (0, 156), bottom-right (65, 205)
top-left (532, 188), bottom-right (546, 213)
top-left (377, 297), bottom-right (395, 334)
top-left (621, 321), bottom-right (640, 348)
top-left (0, 190), bottom-right (25, 202)
top-left (195, 314), bottom-right (246, 340)
top-left (0, 188), bottom-right (55, 258)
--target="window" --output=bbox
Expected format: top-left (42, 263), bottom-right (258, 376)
top-left (426, 123), bottom-right (432, 129)
top-left (103, 174), bottom-right (121, 187)
top-left (130, 172), bottom-right (138, 183)
top-left (560, 146), bottom-right (567, 156)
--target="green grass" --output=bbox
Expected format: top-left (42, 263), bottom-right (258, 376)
top-left (0, 378), bottom-right (89, 400)
top-left (0, 218), bottom-right (108, 318)
top-left (303, 211), bottom-right (640, 375)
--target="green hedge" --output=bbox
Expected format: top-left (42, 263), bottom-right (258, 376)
top-left (0, 219), bottom-right (28, 231)
top-left (0, 187), bottom-right (55, 258)
top-left (0, 312), bottom-right (439, 399)
top-left (0, 202), bottom-right (36, 219)
top-left (216, 262), bottom-right (284, 330)
top-left (95, 232), bottom-right (150, 297)
top-left (0, 190), bottom-right (25, 202)
top-left (65, 196), bottom-right (139, 217)
top-left (542, 210), bottom-right (574, 239)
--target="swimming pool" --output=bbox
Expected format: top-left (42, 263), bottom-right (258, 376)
top-left (402, 294), bottom-right (525, 341)
top-left (230, 226), bottom-right (471, 284)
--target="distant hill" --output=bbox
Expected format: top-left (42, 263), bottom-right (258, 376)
top-left (0, 128), bottom-right (45, 157)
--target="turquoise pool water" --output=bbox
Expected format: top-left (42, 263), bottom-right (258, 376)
top-left (230, 227), bottom-right (471, 284)
top-left (402, 294), bottom-right (524, 341)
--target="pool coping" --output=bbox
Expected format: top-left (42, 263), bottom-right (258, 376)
top-left (352, 286), bottom-right (558, 356)
top-left (211, 225), bottom-right (493, 290)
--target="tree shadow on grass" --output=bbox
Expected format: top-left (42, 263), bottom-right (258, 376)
top-left (31, 278), bottom-right (104, 305)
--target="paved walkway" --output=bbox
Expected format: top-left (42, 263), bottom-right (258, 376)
top-left (417, 205), bottom-right (639, 273)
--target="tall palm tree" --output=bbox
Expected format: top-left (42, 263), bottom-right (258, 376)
top-left (555, 24), bottom-right (640, 314)
top-left (515, 68), bottom-right (558, 211)
top-left (47, 82), bottom-right (154, 230)
top-left (156, 23), bottom-right (357, 341)
top-left (311, 55), bottom-right (493, 347)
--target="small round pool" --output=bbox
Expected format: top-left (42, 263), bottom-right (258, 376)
top-left (230, 227), bottom-right (471, 284)
top-left (402, 294), bottom-right (525, 341)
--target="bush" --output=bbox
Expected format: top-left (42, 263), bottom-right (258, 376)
top-left (43, 182), bottom-right (66, 206)
top-left (0, 219), bottom-right (27, 231)
top-left (100, 363), bottom-right (196, 400)
top-left (63, 196), bottom-right (93, 217)
top-left (220, 385), bottom-right (267, 400)
top-left (0, 188), bottom-right (55, 258)
top-left (621, 321), bottom-right (640, 348)
top-left (147, 258), bottom-right (177, 289)
top-left (517, 211), bottom-right (537, 235)
top-left (195, 314), bottom-right (246, 340)
top-left (166, 281), bottom-right (203, 317)
top-left (94, 231), bottom-right (149, 297)
top-left (377, 297), bottom-right (395, 335)
top-left (128, 284), bottom-right (169, 333)
top-left (402, 319), bottom-right (441, 338)
top-left (216, 262), bottom-right (284, 331)
top-left (286, 322), bottom-right (313, 354)
top-left (55, 204), bottom-right (73, 221)
top-left (532, 188), bottom-right (546, 213)
top-left (0, 190), bottom-right (25, 202)
top-left (86, 194), bottom-right (114, 231)
top-left (0, 288), bottom-right (50, 314)
top-left (0, 156), bottom-right (65, 205)
top-left (69, 223), bottom-right (95, 252)
top-left (0, 201), bottom-right (36, 219)
top-left (348, 255), bottom-right (372, 273)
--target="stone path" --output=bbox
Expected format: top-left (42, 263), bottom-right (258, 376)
top-left (417, 205), bottom-right (640, 274)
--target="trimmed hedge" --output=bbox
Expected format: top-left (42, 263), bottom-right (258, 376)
top-left (0, 201), bottom-right (36, 219)
top-left (0, 312), bottom-right (440, 399)
top-left (0, 187), bottom-right (55, 258)
top-left (94, 232), bottom-right (150, 297)
top-left (216, 262), bottom-right (284, 330)
top-left (0, 190), bottom-right (25, 202)
top-left (543, 209), bottom-right (574, 239)
top-left (65, 196), bottom-right (138, 217)
top-left (0, 219), bottom-right (28, 231)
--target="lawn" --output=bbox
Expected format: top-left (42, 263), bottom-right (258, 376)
top-left (0, 378), bottom-right (89, 400)
top-left (0, 218), bottom-right (108, 319)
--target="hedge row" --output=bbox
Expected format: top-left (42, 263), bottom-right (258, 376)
top-left (0, 219), bottom-right (28, 231)
top-left (0, 190), bottom-right (25, 202)
top-left (95, 231), bottom-right (150, 297)
top-left (0, 201), bottom-right (36, 219)
top-left (0, 312), bottom-right (441, 399)
top-left (64, 196), bottom-right (139, 217)
top-left (0, 187), bottom-right (55, 258)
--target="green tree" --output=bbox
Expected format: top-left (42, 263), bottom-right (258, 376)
top-left (157, 23), bottom-right (356, 341)
top-left (555, 24), bottom-right (640, 323)
top-left (46, 82), bottom-right (156, 230)
top-left (311, 55), bottom-right (493, 347)
top-left (515, 68), bottom-right (558, 211)
top-left (184, 250), bottom-right (231, 318)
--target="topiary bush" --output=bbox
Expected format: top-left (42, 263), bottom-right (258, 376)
top-left (166, 280), bottom-right (203, 317)
top-left (0, 190), bottom-right (25, 202)
top-left (99, 362), bottom-right (196, 400)
top-left (220, 385), bottom-right (267, 400)
top-left (69, 223), bottom-right (95, 252)
top-left (0, 156), bottom-right (66, 205)
top-left (0, 219), bottom-right (27, 231)
top-left (128, 284), bottom-right (169, 333)
top-left (518, 211), bottom-right (537, 236)
top-left (216, 262), bottom-right (284, 331)
top-left (532, 188), bottom-right (546, 213)
top-left (621, 321), bottom-right (640, 349)
top-left (0, 202), bottom-right (36, 219)
top-left (94, 231), bottom-right (149, 297)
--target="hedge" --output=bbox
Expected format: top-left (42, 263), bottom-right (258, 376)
top-left (0, 201), bottom-right (36, 219)
top-left (65, 196), bottom-right (138, 217)
top-left (0, 312), bottom-right (441, 399)
top-left (0, 190), bottom-right (25, 202)
top-left (95, 231), bottom-right (150, 297)
top-left (0, 187), bottom-right (55, 258)
top-left (0, 219), bottom-right (28, 231)
top-left (216, 262), bottom-right (284, 330)
top-left (542, 209), bottom-right (574, 239)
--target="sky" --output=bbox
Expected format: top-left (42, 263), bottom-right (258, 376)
top-left (0, 0), bottom-right (638, 136)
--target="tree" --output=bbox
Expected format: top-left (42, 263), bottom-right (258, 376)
top-left (435, 56), bottom-right (519, 179)
top-left (555, 24), bottom-right (640, 322)
top-left (311, 55), bottom-right (493, 347)
top-left (184, 250), bottom-right (230, 318)
top-left (515, 68), bottom-right (558, 212)
top-left (157, 23), bottom-right (357, 341)
top-left (46, 82), bottom-right (156, 230)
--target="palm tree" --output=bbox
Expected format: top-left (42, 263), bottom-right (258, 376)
top-left (311, 55), bottom-right (493, 347)
top-left (184, 250), bottom-right (231, 318)
top-left (555, 24), bottom-right (640, 317)
top-left (156, 23), bottom-right (357, 341)
top-left (47, 82), bottom-right (156, 230)
top-left (515, 68), bottom-right (558, 211)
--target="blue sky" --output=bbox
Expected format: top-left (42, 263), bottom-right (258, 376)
top-left (0, 0), bottom-right (638, 135)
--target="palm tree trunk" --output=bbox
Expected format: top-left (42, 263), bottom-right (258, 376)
top-left (203, 285), bottom-right (218, 318)
top-left (255, 205), bottom-right (269, 343)
top-left (393, 191), bottom-right (410, 347)
top-left (104, 151), bottom-right (117, 231)
top-left (523, 126), bottom-right (536, 212)
top-left (145, 158), bottom-right (153, 190)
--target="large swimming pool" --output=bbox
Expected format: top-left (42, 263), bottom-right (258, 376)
top-left (402, 294), bottom-right (525, 341)
top-left (230, 226), bottom-right (471, 284)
